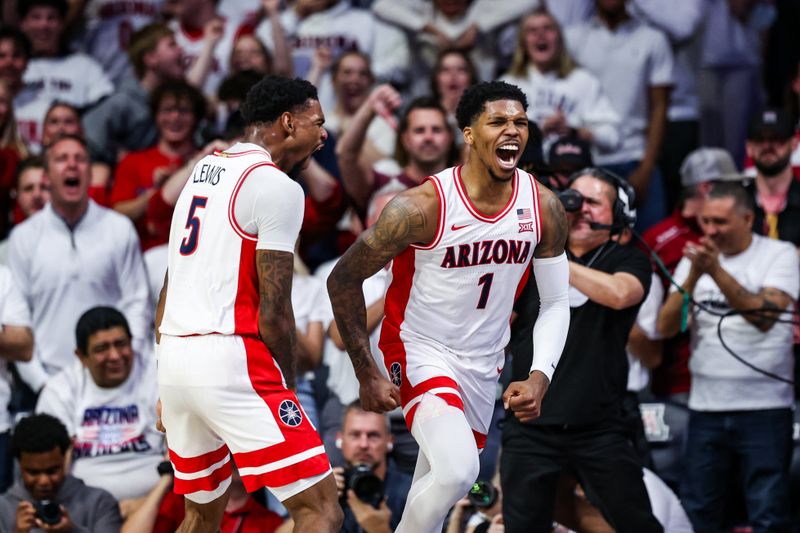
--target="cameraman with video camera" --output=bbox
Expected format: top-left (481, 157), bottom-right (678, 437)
top-left (0, 414), bottom-right (121, 532)
top-left (333, 401), bottom-right (412, 533)
top-left (501, 168), bottom-right (662, 531)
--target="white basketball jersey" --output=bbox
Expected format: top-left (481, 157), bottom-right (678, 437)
top-left (160, 142), bottom-right (304, 337)
top-left (380, 166), bottom-right (542, 357)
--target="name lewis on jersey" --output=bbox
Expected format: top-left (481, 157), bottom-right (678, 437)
top-left (440, 239), bottom-right (531, 269)
top-left (192, 163), bottom-right (226, 185)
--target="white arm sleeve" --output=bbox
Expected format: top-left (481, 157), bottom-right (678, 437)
top-left (530, 253), bottom-right (570, 380)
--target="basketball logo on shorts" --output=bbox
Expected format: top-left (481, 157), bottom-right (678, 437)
top-left (278, 400), bottom-right (303, 427)
top-left (390, 362), bottom-right (402, 387)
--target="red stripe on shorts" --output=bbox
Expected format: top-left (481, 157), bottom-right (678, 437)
top-left (379, 248), bottom-right (416, 401)
top-left (233, 239), bottom-right (259, 337)
top-left (408, 376), bottom-right (460, 403)
top-left (239, 452), bottom-right (331, 492)
top-left (239, 336), bottom-right (328, 490)
top-left (473, 430), bottom-right (487, 450)
top-left (404, 386), bottom-right (464, 432)
top-left (173, 459), bottom-right (233, 494)
top-left (168, 444), bottom-right (230, 474)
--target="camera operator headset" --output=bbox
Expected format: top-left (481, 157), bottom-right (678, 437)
top-left (558, 167), bottom-right (637, 269)
top-left (501, 167), bottom-right (663, 532)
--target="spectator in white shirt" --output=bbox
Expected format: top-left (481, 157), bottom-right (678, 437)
top-left (0, 265), bottom-right (33, 492)
top-left (564, 0), bottom-right (674, 231)
top-left (7, 134), bottom-right (152, 397)
top-left (500, 8), bottom-right (620, 159)
top-left (629, 0), bottom-right (704, 214)
top-left (37, 306), bottom-right (163, 511)
top-left (15, 0), bottom-right (113, 153)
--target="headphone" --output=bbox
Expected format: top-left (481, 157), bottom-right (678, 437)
top-left (565, 167), bottom-right (637, 232)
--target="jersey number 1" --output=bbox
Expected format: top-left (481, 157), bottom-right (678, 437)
top-left (476, 273), bottom-right (494, 309)
top-left (180, 196), bottom-right (208, 255)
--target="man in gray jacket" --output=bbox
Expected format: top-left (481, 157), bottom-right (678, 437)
top-left (0, 414), bottom-right (122, 533)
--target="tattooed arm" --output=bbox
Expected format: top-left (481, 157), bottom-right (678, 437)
top-left (534, 186), bottom-right (568, 259)
top-left (678, 236), bottom-right (792, 332)
top-left (709, 269), bottom-right (792, 333)
top-left (327, 183), bottom-right (438, 412)
top-left (257, 250), bottom-right (299, 389)
top-left (503, 186), bottom-right (570, 423)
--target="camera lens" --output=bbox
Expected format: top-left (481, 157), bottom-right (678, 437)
top-left (467, 481), bottom-right (497, 509)
top-left (345, 464), bottom-right (384, 508)
top-left (35, 499), bottom-right (62, 526)
top-left (557, 189), bottom-right (584, 212)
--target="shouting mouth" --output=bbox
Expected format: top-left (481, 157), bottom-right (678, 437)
top-left (496, 142), bottom-right (519, 170)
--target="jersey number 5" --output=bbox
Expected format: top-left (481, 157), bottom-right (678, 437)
top-left (180, 196), bottom-right (208, 255)
top-left (476, 273), bottom-right (494, 309)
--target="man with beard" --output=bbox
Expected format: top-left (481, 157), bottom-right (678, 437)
top-left (744, 108), bottom-right (800, 246)
top-left (657, 182), bottom-right (798, 532)
top-left (156, 75), bottom-right (342, 533)
top-left (328, 80), bottom-right (571, 533)
top-left (336, 85), bottom-right (459, 216)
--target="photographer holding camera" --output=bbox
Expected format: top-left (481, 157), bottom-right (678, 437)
top-left (332, 401), bottom-right (412, 533)
top-left (0, 414), bottom-right (122, 532)
top-left (446, 479), bottom-right (503, 533)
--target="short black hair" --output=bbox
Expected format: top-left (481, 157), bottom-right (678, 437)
top-left (150, 80), bottom-right (207, 123)
top-left (394, 96), bottom-right (458, 168)
top-left (11, 414), bottom-right (71, 458)
top-left (14, 155), bottom-right (44, 188)
top-left (0, 25), bottom-right (32, 59)
top-left (707, 181), bottom-right (755, 213)
top-left (17, 0), bottom-right (68, 19)
top-left (455, 80), bottom-right (528, 130)
top-left (75, 306), bottom-right (131, 354)
top-left (218, 69), bottom-right (262, 103)
top-left (241, 75), bottom-right (318, 125)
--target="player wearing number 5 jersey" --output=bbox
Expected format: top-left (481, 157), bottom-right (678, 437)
top-left (328, 81), bottom-right (572, 533)
top-left (156, 76), bottom-right (342, 533)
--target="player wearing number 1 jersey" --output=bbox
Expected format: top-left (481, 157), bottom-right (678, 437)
top-left (156, 76), bottom-right (342, 533)
top-left (328, 81), bottom-right (572, 532)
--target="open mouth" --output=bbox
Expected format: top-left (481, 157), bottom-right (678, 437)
top-left (63, 177), bottom-right (80, 190)
top-left (534, 41), bottom-right (551, 53)
top-left (496, 143), bottom-right (519, 169)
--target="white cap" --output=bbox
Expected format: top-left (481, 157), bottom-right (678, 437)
top-left (680, 148), bottom-right (745, 187)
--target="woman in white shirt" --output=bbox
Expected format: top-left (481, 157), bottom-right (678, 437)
top-left (500, 8), bottom-right (620, 158)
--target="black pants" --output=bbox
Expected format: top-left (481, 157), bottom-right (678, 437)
top-left (658, 119), bottom-right (699, 214)
top-left (500, 418), bottom-right (663, 533)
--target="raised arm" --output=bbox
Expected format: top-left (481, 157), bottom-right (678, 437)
top-left (335, 85), bottom-right (402, 211)
top-left (257, 250), bottom-right (299, 388)
top-left (327, 184), bottom-right (437, 412)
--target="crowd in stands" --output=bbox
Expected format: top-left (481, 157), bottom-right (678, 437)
top-left (0, 0), bottom-right (798, 531)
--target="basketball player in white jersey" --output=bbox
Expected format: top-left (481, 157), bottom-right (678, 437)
top-left (156, 76), bottom-right (342, 533)
top-left (328, 81), bottom-right (572, 532)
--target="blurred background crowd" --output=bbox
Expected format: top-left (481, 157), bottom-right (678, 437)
top-left (0, 0), bottom-right (799, 531)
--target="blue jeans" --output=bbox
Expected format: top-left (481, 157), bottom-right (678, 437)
top-left (601, 161), bottom-right (667, 233)
top-left (295, 377), bottom-right (319, 429)
top-left (681, 409), bottom-right (792, 533)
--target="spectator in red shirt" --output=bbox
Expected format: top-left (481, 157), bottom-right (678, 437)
top-left (0, 78), bottom-right (28, 237)
top-left (147, 464), bottom-right (285, 533)
top-left (642, 147), bottom-right (744, 401)
top-left (110, 80), bottom-right (205, 250)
